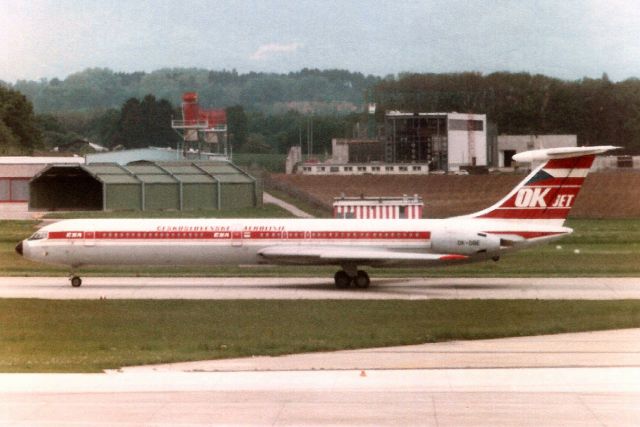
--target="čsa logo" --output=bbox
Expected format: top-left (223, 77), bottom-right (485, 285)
top-left (514, 188), bottom-right (575, 208)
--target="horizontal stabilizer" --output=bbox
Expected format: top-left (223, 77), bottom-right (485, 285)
top-left (513, 145), bottom-right (619, 163)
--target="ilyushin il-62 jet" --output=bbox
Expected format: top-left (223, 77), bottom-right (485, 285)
top-left (16, 146), bottom-right (617, 288)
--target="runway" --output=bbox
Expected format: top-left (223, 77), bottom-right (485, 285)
top-left (2, 329), bottom-right (640, 426)
top-left (0, 275), bottom-right (639, 299)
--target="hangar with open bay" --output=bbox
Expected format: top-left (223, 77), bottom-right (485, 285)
top-left (28, 161), bottom-right (259, 212)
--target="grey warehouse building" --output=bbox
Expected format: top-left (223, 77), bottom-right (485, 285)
top-left (29, 161), bottom-right (259, 211)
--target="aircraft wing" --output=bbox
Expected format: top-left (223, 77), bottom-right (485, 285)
top-left (258, 246), bottom-right (467, 267)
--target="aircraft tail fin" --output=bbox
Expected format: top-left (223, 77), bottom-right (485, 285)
top-left (464, 146), bottom-right (619, 223)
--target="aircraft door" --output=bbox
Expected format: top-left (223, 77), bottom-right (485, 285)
top-left (231, 225), bottom-right (244, 247)
top-left (84, 228), bottom-right (95, 246)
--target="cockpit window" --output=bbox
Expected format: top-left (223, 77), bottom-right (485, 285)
top-left (28, 231), bottom-right (48, 241)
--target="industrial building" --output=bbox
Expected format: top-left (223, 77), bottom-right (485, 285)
top-left (289, 110), bottom-right (489, 175)
top-left (384, 111), bottom-right (488, 171)
top-left (29, 161), bottom-right (259, 212)
top-left (331, 139), bottom-right (385, 164)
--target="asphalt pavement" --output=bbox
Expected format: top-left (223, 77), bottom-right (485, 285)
top-left (2, 328), bottom-right (640, 426)
top-left (1, 275), bottom-right (639, 299)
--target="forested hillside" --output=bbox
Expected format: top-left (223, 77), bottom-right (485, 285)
top-left (10, 68), bottom-right (378, 114)
top-left (3, 68), bottom-right (640, 156)
top-left (374, 72), bottom-right (640, 153)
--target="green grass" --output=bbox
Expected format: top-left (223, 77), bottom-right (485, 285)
top-left (232, 153), bottom-right (287, 173)
top-left (265, 187), bottom-right (332, 218)
top-left (563, 218), bottom-right (640, 244)
top-left (2, 299), bottom-right (640, 372)
top-left (2, 218), bottom-right (639, 277)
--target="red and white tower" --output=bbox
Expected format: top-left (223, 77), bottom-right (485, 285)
top-left (172, 92), bottom-right (228, 158)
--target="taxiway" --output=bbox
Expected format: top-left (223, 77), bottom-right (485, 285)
top-left (2, 328), bottom-right (640, 426)
top-left (0, 275), bottom-right (639, 299)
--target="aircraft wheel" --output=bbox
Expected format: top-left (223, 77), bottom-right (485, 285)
top-left (334, 270), bottom-right (351, 289)
top-left (353, 270), bottom-right (370, 289)
top-left (70, 276), bottom-right (82, 287)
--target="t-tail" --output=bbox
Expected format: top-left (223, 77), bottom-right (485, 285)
top-left (461, 146), bottom-right (619, 227)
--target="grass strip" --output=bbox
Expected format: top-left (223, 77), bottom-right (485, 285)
top-left (2, 299), bottom-right (640, 372)
top-left (264, 188), bottom-right (332, 218)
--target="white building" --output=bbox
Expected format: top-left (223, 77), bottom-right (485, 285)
top-left (300, 163), bottom-right (429, 175)
top-left (497, 135), bottom-right (577, 168)
top-left (289, 111), bottom-right (488, 175)
top-left (593, 155), bottom-right (640, 170)
top-left (444, 112), bottom-right (488, 170)
top-left (333, 195), bottom-right (424, 219)
top-left (385, 111), bottom-right (487, 172)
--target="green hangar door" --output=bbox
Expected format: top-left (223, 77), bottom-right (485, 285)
top-left (196, 163), bottom-right (258, 209)
top-left (30, 166), bottom-right (103, 211)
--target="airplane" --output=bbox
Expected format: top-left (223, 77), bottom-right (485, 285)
top-left (15, 146), bottom-right (618, 288)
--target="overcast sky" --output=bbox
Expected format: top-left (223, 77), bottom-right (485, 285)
top-left (2, 0), bottom-right (640, 82)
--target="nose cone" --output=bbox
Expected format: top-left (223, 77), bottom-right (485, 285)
top-left (15, 241), bottom-right (23, 256)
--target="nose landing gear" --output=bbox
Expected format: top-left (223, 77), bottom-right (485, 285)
top-left (70, 276), bottom-right (82, 287)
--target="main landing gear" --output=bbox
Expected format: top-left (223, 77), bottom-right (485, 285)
top-left (70, 275), bottom-right (82, 287)
top-left (334, 268), bottom-right (370, 289)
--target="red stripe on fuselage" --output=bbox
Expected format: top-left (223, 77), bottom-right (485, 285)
top-left (490, 231), bottom-right (565, 239)
top-left (47, 230), bottom-right (433, 241)
top-left (439, 254), bottom-right (468, 261)
top-left (44, 229), bottom-right (564, 243)
top-left (478, 208), bottom-right (571, 219)
top-left (48, 231), bottom-right (85, 239)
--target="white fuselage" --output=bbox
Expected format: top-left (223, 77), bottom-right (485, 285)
top-left (21, 217), bottom-right (570, 269)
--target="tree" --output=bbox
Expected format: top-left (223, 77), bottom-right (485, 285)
top-left (0, 86), bottom-right (42, 154)
top-left (226, 105), bottom-right (248, 150)
top-left (148, 98), bottom-right (177, 147)
top-left (113, 98), bottom-right (145, 148)
top-left (0, 121), bottom-right (20, 154)
top-left (112, 95), bottom-right (178, 149)
top-left (35, 114), bottom-right (72, 149)
top-left (240, 133), bottom-right (272, 153)
top-left (88, 109), bottom-right (120, 148)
